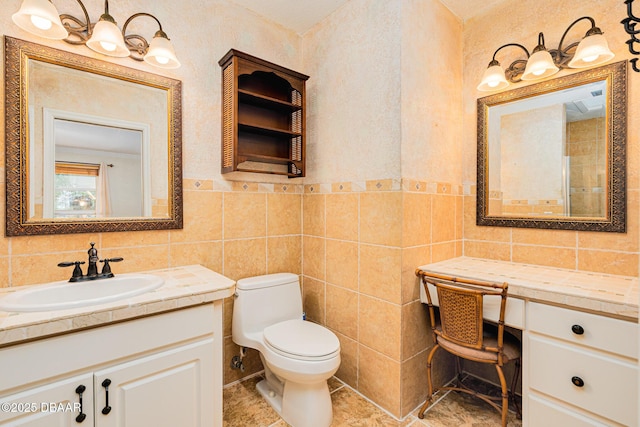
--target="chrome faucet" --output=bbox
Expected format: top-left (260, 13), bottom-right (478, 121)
top-left (58, 242), bottom-right (124, 282)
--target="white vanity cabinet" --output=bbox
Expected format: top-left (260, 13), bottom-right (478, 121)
top-left (525, 302), bottom-right (639, 427)
top-left (0, 304), bottom-right (222, 427)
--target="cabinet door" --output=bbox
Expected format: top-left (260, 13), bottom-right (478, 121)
top-left (0, 373), bottom-right (94, 426)
top-left (94, 338), bottom-right (214, 427)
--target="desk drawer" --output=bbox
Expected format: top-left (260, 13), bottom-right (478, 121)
top-left (528, 302), bottom-right (638, 359)
top-left (528, 335), bottom-right (637, 426)
top-left (528, 393), bottom-right (614, 427)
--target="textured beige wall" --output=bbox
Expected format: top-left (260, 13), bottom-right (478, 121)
top-left (499, 104), bottom-right (564, 202)
top-left (462, 0), bottom-right (640, 276)
top-left (300, 0), bottom-right (463, 418)
top-left (302, 0), bottom-right (402, 184)
top-left (401, 0), bottom-right (464, 184)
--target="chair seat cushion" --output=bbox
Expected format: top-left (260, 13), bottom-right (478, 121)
top-left (436, 327), bottom-right (520, 363)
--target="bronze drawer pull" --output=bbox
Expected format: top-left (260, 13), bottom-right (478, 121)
top-left (571, 324), bottom-right (585, 335)
top-left (75, 384), bottom-right (86, 423)
top-left (571, 376), bottom-right (585, 387)
top-left (101, 379), bottom-right (112, 415)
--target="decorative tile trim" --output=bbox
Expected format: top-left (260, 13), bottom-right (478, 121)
top-left (184, 178), bottom-right (303, 193)
top-left (298, 178), bottom-right (465, 194)
top-left (366, 179), bottom-right (396, 191)
top-left (331, 182), bottom-right (352, 192)
top-left (436, 182), bottom-right (452, 194)
top-left (464, 184), bottom-right (476, 196)
top-left (304, 183), bottom-right (332, 194)
top-left (232, 182), bottom-right (259, 192)
top-left (274, 184), bottom-right (298, 193)
top-left (402, 179), bottom-right (427, 192)
top-left (185, 178), bottom-right (463, 195)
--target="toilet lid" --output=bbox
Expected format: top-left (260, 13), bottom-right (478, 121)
top-left (264, 320), bottom-right (340, 358)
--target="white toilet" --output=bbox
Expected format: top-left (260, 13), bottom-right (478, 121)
top-left (232, 273), bottom-right (340, 427)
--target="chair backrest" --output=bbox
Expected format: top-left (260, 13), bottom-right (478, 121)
top-left (416, 270), bottom-right (509, 361)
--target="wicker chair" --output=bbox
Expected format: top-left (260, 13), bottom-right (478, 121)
top-left (415, 269), bottom-right (521, 426)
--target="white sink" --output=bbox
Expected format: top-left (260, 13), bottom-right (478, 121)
top-left (0, 274), bottom-right (164, 312)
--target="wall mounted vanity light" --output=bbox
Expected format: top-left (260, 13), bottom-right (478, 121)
top-left (477, 16), bottom-right (614, 91)
top-left (621, 0), bottom-right (640, 72)
top-left (11, 0), bottom-right (181, 69)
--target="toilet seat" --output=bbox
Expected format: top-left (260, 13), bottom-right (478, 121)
top-left (264, 320), bottom-right (340, 361)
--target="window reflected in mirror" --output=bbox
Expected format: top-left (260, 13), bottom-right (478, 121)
top-left (54, 162), bottom-right (99, 218)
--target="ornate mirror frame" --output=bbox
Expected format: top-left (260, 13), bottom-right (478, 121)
top-left (4, 37), bottom-right (183, 236)
top-left (476, 60), bottom-right (627, 232)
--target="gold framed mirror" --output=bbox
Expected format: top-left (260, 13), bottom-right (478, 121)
top-left (4, 37), bottom-right (183, 236)
top-left (476, 60), bottom-right (627, 232)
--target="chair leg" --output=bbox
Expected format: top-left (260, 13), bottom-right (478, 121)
top-left (494, 364), bottom-right (509, 427)
top-left (454, 356), bottom-right (463, 387)
top-left (418, 345), bottom-right (440, 419)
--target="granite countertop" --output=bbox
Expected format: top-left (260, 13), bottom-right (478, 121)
top-left (0, 265), bottom-right (235, 347)
top-left (418, 257), bottom-right (638, 321)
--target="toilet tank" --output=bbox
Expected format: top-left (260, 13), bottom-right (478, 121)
top-left (232, 273), bottom-right (303, 343)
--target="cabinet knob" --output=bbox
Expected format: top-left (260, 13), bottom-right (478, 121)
top-left (571, 376), bottom-right (585, 387)
top-left (571, 324), bottom-right (585, 335)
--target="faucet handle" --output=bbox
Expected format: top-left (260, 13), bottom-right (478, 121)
top-left (58, 261), bottom-right (85, 281)
top-left (57, 261), bottom-right (82, 267)
top-left (100, 257), bottom-right (123, 276)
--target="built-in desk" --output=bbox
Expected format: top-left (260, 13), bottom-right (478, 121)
top-left (417, 257), bottom-right (639, 427)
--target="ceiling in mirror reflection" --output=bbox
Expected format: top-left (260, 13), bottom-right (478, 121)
top-left (55, 120), bottom-right (143, 154)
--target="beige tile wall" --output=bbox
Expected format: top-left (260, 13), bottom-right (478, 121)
top-left (0, 179), bottom-right (303, 288)
top-left (0, 178), bottom-right (304, 391)
top-left (300, 178), bottom-right (463, 418)
top-left (464, 188), bottom-right (640, 276)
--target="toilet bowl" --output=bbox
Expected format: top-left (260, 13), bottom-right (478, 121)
top-left (232, 273), bottom-right (341, 427)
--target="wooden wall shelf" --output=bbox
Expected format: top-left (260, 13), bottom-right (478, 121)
top-left (219, 49), bottom-right (309, 177)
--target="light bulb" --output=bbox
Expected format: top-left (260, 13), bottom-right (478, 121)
top-left (143, 32), bottom-right (181, 69)
top-left (581, 54), bottom-right (599, 63)
top-left (532, 69), bottom-right (546, 76)
top-left (30, 14), bottom-right (52, 30)
top-left (155, 56), bottom-right (170, 65)
top-left (488, 80), bottom-right (500, 88)
top-left (99, 41), bottom-right (117, 52)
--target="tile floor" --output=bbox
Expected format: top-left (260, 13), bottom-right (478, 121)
top-left (223, 374), bottom-right (523, 427)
